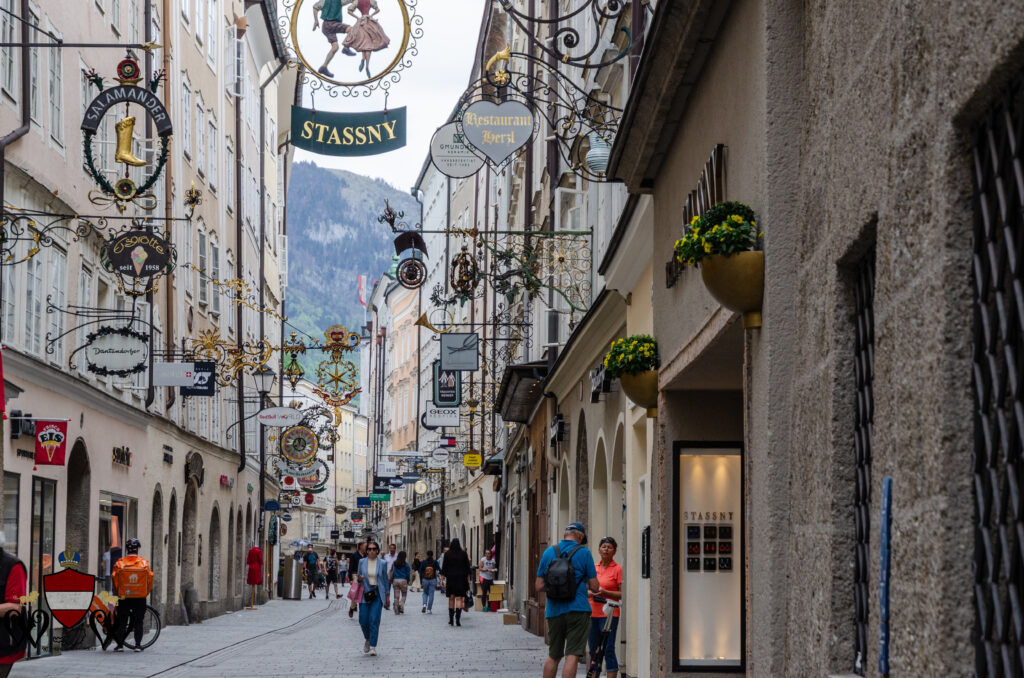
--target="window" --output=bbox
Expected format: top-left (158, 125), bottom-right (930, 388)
top-left (182, 228), bottom-right (194, 295)
top-left (47, 248), bottom-right (67, 364)
top-left (195, 0), bottom-right (204, 45)
top-left (225, 141), bottom-right (234, 209)
top-left (199, 398), bottom-right (208, 439)
top-left (181, 76), bottom-right (191, 160)
top-left (2, 240), bottom-right (17, 344)
top-left (129, 0), bottom-right (139, 42)
top-left (196, 97), bottom-right (205, 175)
top-left (206, 0), bottom-right (217, 63)
top-left (207, 118), bottom-right (217, 189)
top-left (111, 0), bottom-right (121, 33)
top-left (28, 11), bottom-right (38, 121)
top-left (181, 0), bottom-right (190, 23)
top-left (24, 254), bottom-right (43, 355)
top-left (198, 229), bottom-right (208, 306)
top-left (3, 473), bottom-right (18, 555)
top-left (210, 391), bottom-right (220, 445)
top-left (76, 266), bottom-right (93, 371)
top-left (47, 26), bottom-right (62, 145)
top-left (0, 0), bottom-right (16, 97)
top-left (226, 252), bottom-right (235, 334)
top-left (210, 242), bottom-right (221, 314)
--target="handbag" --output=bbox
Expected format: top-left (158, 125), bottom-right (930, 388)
top-left (363, 586), bottom-right (379, 603)
top-left (346, 581), bottom-right (363, 602)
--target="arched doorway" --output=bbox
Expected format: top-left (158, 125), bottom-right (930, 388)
top-left (610, 426), bottom-right (625, 547)
top-left (165, 492), bottom-right (178, 616)
top-left (245, 502), bottom-right (252, 551)
top-left (558, 460), bottom-right (571, 530)
top-left (227, 505), bottom-right (234, 603)
top-left (208, 504), bottom-right (221, 600)
top-left (235, 511), bottom-right (244, 597)
top-left (460, 523), bottom-right (467, 549)
top-left (150, 486), bottom-right (164, 608)
top-left (575, 412), bottom-right (589, 526)
top-left (65, 440), bottom-right (90, 558)
top-left (181, 481), bottom-right (198, 594)
top-left (591, 440), bottom-right (609, 555)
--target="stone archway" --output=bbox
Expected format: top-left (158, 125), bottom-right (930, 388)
top-left (591, 440), bottom-right (609, 553)
top-left (181, 481), bottom-right (198, 610)
top-left (575, 412), bottom-right (589, 526)
top-left (150, 486), bottom-right (164, 608)
top-left (609, 426), bottom-right (625, 547)
top-left (245, 502), bottom-right (252, 550)
top-left (558, 460), bottom-right (571, 531)
top-left (235, 511), bottom-right (244, 597)
top-left (227, 505), bottom-right (234, 604)
top-left (166, 491), bottom-right (178, 617)
top-left (65, 439), bottom-right (90, 558)
top-left (208, 504), bottom-right (221, 600)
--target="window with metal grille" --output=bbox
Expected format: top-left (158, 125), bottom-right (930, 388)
top-left (972, 69), bottom-right (1024, 677)
top-left (852, 251), bottom-right (875, 675)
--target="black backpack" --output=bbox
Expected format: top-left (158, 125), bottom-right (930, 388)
top-left (543, 544), bottom-right (584, 601)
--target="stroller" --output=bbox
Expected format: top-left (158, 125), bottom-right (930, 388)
top-left (587, 597), bottom-right (621, 678)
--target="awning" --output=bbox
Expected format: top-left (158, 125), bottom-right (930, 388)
top-left (496, 360), bottom-right (548, 423)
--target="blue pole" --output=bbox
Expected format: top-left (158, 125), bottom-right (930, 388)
top-left (878, 476), bottom-right (892, 676)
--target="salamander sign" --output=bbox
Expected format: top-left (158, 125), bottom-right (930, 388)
top-left (291, 105), bottom-right (406, 157)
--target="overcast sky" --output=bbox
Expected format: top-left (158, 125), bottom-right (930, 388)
top-left (293, 1), bottom-right (487, 193)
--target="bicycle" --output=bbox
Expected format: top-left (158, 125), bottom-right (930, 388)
top-left (59, 595), bottom-right (161, 651)
top-left (586, 597), bottom-right (621, 678)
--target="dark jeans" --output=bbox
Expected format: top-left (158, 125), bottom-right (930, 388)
top-left (589, 615), bottom-right (620, 671)
top-left (114, 598), bottom-right (147, 648)
top-left (480, 578), bottom-right (492, 606)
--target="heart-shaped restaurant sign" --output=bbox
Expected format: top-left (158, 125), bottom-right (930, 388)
top-left (459, 100), bottom-right (534, 166)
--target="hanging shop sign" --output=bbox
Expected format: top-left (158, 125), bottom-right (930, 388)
top-left (100, 230), bottom-right (174, 278)
top-left (463, 452), bottom-right (483, 468)
top-left (377, 460), bottom-right (398, 477)
top-left (34, 420), bottom-right (68, 466)
top-left (304, 493), bottom-right (315, 505)
top-left (219, 474), bottom-right (234, 488)
top-left (291, 106), bottom-right (406, 157)
top-left (424, 404), bottom-right (459, 428)
top-left (82, 326), bottom-right (149, 376)
top-left (80, 58), bottom-right (173, 212)
top-left (153, 362), bottom-right (196, 387)
top-left (432, 361), bottom-right (462, 407)
top-left (330, 530), bottom-right (340, 540)
top-left (350, 511), bottom-right (364, 522)
top-left (370, 492), bottom-right (391, 502)
top-left (264, 500), bottom-right (281, 512)
top-left (356, 497), bottom-right (371, 509)
top-left (111, 446), bottom-right (132, 467)
top-left (401, 472), bottom-right (420, 482)
top-left (459, 100), bottom-right (535, 166)
top-left (388, 478), bottom-right (405, 488)
top-left (281, 513), bottom-right (293, 523)
top-left (431, 448), bottom-right (450, 463)
top-left (372, 475), bottom-right (393, 493)
top-left (413, 480), bottom-right (428, 495)
top-left (430, 122), bottom-right (485, 178)
top-left (280, 426), bottom-right (319, 465)
top-left (257, 407), bottom-right (305, 427)
top-left (180, 361), bottom-right (216, 397)
top-left (439, 333), bottom-right (480, 372)
top-left (185, 451), bottom-right (205, 487)
top-left (290, 495), bottom-right (302, 507)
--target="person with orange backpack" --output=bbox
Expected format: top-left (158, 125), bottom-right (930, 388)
top-left (111, 538), bottom-right (153, 652)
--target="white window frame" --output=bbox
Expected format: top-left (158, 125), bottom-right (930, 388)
top-left (47, 247), bottom-right (67, 365)
top-left (111, 0), bottom-right (121, 34)
top-left (225, 140), bottom-right (234, 210)
top-left (28, 9), bottom-right (38, 123)
top-left (210, 240), bottom-right (221, 315)
top-left (197, 228), bottom-right (208, 306)
top-left (195, 0), bottom-right (204, 46)
top-left (47, 21), bottom-right (62, 146)
top-left (195, 96), bottom-right (205, 176)
top-left (181, 0), bottom-right (190, 24)
top-left (181, 75), bottom-right (191, 160)
top-left (23, 253), bottom-right (43, 356)
top-left (206, 0), bottom-right (217, 64)
top-left (207, 116), bottom-right (217, 189)
top-left (0, 0), bottom-right (16, 100)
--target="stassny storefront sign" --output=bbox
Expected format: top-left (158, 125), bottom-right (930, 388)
top-left (291, 105), bottom-right (406, 157)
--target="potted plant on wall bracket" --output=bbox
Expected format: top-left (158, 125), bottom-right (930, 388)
top-left (674, 201), bottom-right (764, 328)
top-left (604, 335), bottom-right (660, 418)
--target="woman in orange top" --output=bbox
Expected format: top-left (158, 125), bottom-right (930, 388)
top-left (588, 537), bottom-right (622, 678)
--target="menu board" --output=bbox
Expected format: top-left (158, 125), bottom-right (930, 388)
top-left (677, 451), bottom-right (742, 668)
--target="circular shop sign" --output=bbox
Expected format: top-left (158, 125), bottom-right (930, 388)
top-left (431, 448), bottom-right (450, 462)
top-left (280, 426), bottom-right (319, 465)
top-left (430, 122), bottom-right (484, 179)
top-left (289, 0), bottom-right (411, 88)
top-left (83, 326), bottom-right (149, 376)
top-left (101, 230), bottom-right (174, 278)
top-left (414, 480), bottom-right (428, 495)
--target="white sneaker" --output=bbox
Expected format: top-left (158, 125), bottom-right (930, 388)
top-left (369, 647), bottom-right (377, 656)
top-left (363, 640), bottom-right (370, 653)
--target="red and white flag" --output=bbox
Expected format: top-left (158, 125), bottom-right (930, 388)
top-left (34, 420), bottom-right (68, 466)
top-left (357, 275), bottom-right (367, 308)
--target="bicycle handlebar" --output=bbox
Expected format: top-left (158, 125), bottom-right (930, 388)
top-left (591, 596), bottom-right (621, 606)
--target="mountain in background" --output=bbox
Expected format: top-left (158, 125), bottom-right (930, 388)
top-left (285, 161), bottom-right (418, 374)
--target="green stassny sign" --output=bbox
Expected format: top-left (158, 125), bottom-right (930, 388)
top-left (291, 105), bottom-right (407, 157)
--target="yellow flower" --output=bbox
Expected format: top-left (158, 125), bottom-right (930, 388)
top-left (690, 215), bottom-right (699, 225)
top-left (704, 241), bottom-right (712, 253)
top-left (731, 215), bottom-right (743, 224)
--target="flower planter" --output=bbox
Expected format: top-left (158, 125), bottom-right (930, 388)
top-left (700, 251), bottom-right (764, 328)
top-left (619, 369), bottom-right (659, 418)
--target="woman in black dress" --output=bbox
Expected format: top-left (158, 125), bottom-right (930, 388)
top-left (440, 539), bottom-right (472, 627)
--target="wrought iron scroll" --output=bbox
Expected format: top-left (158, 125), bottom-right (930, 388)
top-left (495, 0), bottom-right (630, 71)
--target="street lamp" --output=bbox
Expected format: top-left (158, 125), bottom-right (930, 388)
top-left (254, 366), bottom-right (276, 544)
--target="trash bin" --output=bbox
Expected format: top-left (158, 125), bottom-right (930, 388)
top-left (282, 557), bottom-right (303, 600)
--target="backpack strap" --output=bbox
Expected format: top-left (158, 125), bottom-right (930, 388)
top-left (564, 544), bottom-right (587, 591)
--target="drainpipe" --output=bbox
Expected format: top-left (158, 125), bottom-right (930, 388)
top-left (163, 0), bottom-right (175, 413)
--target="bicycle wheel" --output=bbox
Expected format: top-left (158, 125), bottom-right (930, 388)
top-left (123, 606), bottom-right (161, 650)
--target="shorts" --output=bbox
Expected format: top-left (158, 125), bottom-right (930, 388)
top-left (321, 20), bottom-right (348, 43)
top-left (547, 610), bottom-right (591, 660)
top-left (326, 571), bottom-right (338, 584)
top-left (305, 568), bottom-right (317, 582)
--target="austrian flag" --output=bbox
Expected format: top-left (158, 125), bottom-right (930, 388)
top-left (34, 420), bottom-right (68, 466)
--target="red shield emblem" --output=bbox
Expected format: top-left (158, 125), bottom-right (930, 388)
top-left (44, 568), bottom-right (95, 628)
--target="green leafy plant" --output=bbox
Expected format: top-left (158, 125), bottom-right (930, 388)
top-left (674, 201), bottom-right (760, 267)
top-left (603, 334), bottom-right (660, 379)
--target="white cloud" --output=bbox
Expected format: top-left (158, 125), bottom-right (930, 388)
top-left (292, 1), bottom-right (487, 193)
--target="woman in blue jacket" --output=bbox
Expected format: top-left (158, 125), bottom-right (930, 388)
top-left (356, 540), bottom-right (391, 656)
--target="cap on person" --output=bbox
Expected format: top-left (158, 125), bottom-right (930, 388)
top-left (565, 522), bottom-right (588, 545)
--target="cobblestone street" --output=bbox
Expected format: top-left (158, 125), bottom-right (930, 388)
top-left (12, 589), bottom-right (563, 677)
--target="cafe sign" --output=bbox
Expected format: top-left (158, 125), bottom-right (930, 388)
top-left (101, 230), bottom-right (174, 278)
top-left (82, 326), bottom-right (148, 376)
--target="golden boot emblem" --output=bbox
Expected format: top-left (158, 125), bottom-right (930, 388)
top-left (114, 116), bottom-right (147, 166)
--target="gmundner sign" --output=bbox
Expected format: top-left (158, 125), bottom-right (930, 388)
top-left (459, 100), bottom-right (534, 165)
top-left (83, 326), bottom-right (149, 376)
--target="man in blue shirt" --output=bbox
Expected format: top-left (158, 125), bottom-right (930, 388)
top-left (535, 522), bottom-right (599, 678)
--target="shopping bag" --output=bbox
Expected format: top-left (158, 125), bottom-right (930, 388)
top-left (347, 581), bottom-right (364, 602)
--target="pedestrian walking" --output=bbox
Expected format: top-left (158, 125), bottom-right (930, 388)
top-left (355, 540), bottom-right (390, 656)
top-left (338, 550), bottom-right (350, 588)
top-left (383, 543), bottom-right (398, 575)
top-left (303, 545), bottom-right (319, 599)
top-left (440, 539), bottom-right (471, 627)
top-left (246, 542), bottom-right (262, 608)
top-left (588, 537), bottom-right (623, 678)
top-left (347, 541), bottom-right (366, 618)
top-left (0, 534), bottom-right (27, 676)
top-left (389, 551), bottom-right (410, 614)
top-left (410, 552), bottom-right (422, 592)
top-left (418, 549), bottom-right (440, 614)
top-left (111, 538), bottom-right (154, 653)
top-left (536, 522), bottom-right (599, 678)
top-left (325, 548), bottom-right (342, 599)
top-left (479, 548), bottom-right (497, 611)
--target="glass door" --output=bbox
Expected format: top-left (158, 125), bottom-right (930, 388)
top-left (30, 477), bottom-right (56, 658)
